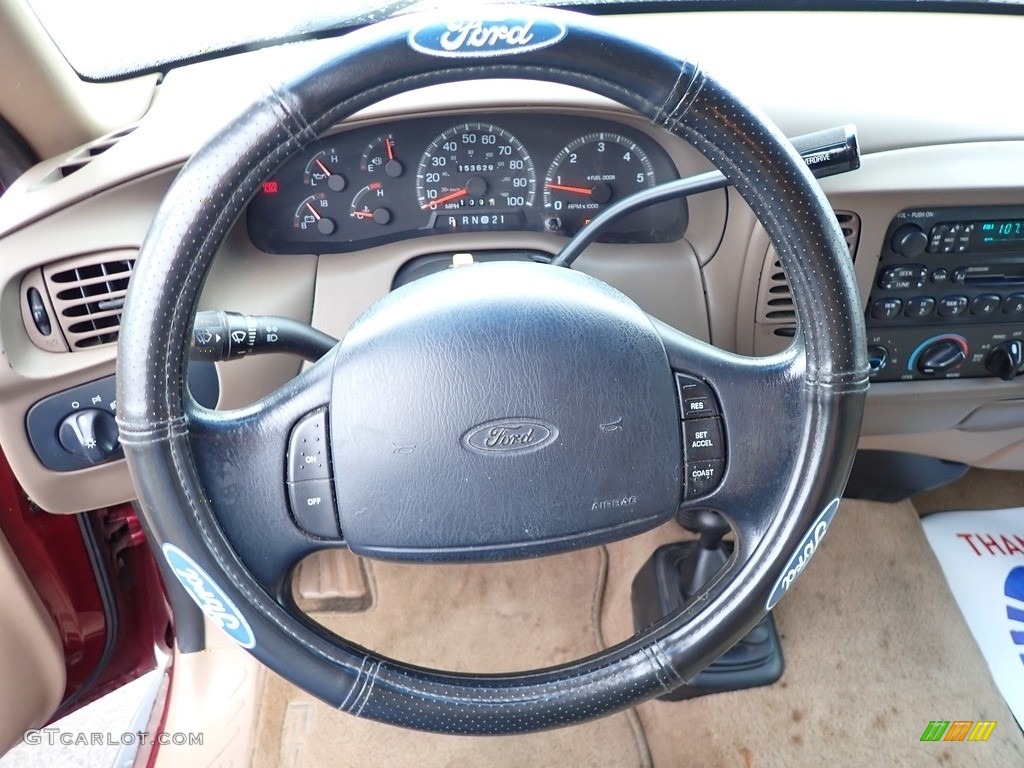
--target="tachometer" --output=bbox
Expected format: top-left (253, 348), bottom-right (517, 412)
top-left (543, 133), bottom-right (655, 235)
top-left (416, 123), bottom-right (535, 216)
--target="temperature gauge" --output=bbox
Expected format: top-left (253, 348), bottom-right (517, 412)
top-left (304, 150), bottom-right (346, 192)
top-left (361, 135), bottom-right (404, 178)
top-left (349, 183), bottom-right (393, 226)
top-left (294, 193), bottom-right (336, 235)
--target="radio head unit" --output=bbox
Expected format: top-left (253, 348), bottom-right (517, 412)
top-left (866, 205), bottom-right (1024, 382)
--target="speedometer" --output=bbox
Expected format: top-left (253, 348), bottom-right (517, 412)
top-left (416, 123), bottom-right (536, 216)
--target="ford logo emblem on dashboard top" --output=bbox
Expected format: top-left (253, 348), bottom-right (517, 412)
top-left (463, 418), bottom-right (558, 456)
top-left (409, 18), bottom-right (567, 59)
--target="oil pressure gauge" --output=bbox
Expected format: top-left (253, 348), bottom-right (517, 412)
top-left (543, 133), bottom-right (655, 235)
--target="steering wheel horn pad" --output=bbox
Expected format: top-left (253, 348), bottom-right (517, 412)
top-left (332, 260), bottom-right (681, 561)
top-left (117, 6), bottom-right (867, 734)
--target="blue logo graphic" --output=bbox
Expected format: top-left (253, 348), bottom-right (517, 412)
top-left (162, 544), bottom-right (255, 649)
top-left (766, 499), bottom-right (840, 610)
top-left (1006, 565), bottom-right (1024, 665)
top-left (409, 17), bottom-right (567, 59)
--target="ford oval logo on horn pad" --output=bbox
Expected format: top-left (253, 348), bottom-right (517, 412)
top-left (409, 17), bottom-right (567, 59)
top-left (463, 418), bottom-right (558, 456)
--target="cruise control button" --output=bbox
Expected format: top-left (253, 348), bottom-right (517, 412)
top-left (675, 374), bottom-right (719, 420)
top-left (685, 460), bottom-right (724, 500)
top-left (683, 417), bottom-right (725, 463)
top-left (288, 409), bottom-right (331, 482)
top-left (288, 479), bottom-right (339, 538)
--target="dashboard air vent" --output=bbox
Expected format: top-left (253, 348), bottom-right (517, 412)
top-left (42, 251), bottom-right (135, 350)
top-left (756, 210), bottom-right (861, 338)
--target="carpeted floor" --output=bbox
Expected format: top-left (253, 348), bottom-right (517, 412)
top-left (253, 546), bottom-right (651, 768)
top-left (252, 495), bottom-right (1024, 767)
top-left (913, 467), bottom-right (1024, 516)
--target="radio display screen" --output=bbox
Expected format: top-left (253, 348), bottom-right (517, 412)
top-left (976, 220), bottom-right (1024, 250)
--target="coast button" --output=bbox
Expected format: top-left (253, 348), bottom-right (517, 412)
top-left (685, 460), bottom-right (724, 500)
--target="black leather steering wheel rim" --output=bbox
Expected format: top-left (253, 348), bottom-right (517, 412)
top-left (117, 6), bottom-right (868, 734)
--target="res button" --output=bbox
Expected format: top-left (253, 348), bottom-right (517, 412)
top-left (675, 373), bottom-right (720, 420)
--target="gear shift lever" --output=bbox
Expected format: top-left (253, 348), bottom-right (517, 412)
top-left (630, 509), bottom-right (784, 700)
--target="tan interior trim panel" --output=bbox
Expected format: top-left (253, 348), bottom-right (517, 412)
top-left (0, 529), bottom-right (65, 754)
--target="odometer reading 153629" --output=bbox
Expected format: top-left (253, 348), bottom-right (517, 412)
top-left (416, 122), bottom-right (536, 218)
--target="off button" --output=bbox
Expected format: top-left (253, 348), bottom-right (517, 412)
top-left (288, 479), bottom-right (340, 538)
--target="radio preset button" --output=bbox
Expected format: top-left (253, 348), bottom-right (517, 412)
top-left (970, 294), bottom-right (1001, 316)
top-left (871, 298), bottom-right (903, 320)
top-left (937, 295), bottom-right (969, 318)
top-left (1003, 294), bottom-right (1024, 315)
top-left (905, 297), bottom-right (936, 319)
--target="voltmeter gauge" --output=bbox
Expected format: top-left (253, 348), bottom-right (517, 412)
top-left (293, 193), bottom-right (336, 235)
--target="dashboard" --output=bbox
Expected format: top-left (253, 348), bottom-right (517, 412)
top-left (1, 9), bottom-right (1024, 518)
top-left (246, 114), bottom-right (686, 253)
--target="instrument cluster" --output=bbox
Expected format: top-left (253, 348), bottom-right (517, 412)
top-left (247, 114), bottom-right (687, 254)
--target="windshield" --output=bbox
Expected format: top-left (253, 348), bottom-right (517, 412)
top-left (25, 0), bottom-right (1024, 81)
top-left (25, 0), bottom-right (560, 80)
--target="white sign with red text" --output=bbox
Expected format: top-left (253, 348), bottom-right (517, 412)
top-left (922, 508), bottom-right (1024, 728)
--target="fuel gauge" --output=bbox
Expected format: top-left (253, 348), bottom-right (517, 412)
top-left (349, 182), bottom-right (393, 226)
top-left (360, 135), bottom-right (404, 178)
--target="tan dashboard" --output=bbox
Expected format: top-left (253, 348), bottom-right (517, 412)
top-left (1, 10), bottom-right (1023, 514)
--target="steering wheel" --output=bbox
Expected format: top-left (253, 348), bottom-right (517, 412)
top-left (116, 7), bottom-right (867, 734)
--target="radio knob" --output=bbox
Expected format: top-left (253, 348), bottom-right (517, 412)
top-left (985, 340), bottom-right (1024, 381)
top-left (891, 224), bottom-right (928, 258)
top-left (917, 339), bottom-right (966, 375)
